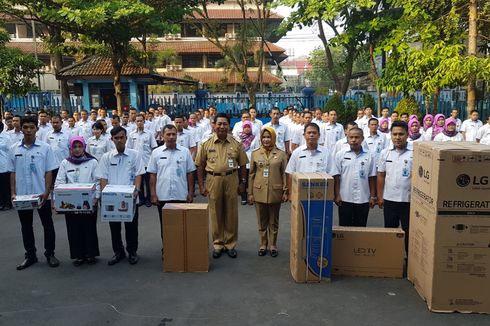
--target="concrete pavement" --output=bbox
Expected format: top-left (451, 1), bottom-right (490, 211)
top-left (0, 197), bottom-right (488, 326)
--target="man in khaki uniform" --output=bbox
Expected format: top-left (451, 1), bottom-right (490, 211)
top-left (196, 113), bottom-right (248, 259)
top-left (248, 127), bottom-right (288, 257)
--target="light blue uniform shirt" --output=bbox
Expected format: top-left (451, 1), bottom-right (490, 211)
top-left (8, 139), bottom-right (58, 195)
top-left (96, 148), bottom-right (145, 185)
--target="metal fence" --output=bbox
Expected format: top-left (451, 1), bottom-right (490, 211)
top-left (3, 91), bottom-right (490, 120)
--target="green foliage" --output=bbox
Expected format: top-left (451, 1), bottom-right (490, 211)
top-left (342, 99), bottom-right (359, 123)
top-left (0, 28), bottom-right (42, 97)
top-left (395, 97), bottom-right (421, 119)
top-left (326, 93), bottom-right (355, 124)
top-left (362, 93), bottom-right (375, 109)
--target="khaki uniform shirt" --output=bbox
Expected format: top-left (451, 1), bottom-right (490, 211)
top-left (248, 147), bottom-right (288, 204)
top-left (196, 134), bottom-right (248, 172)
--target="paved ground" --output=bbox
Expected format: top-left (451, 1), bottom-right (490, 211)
top-left (0, 196), bottom-right (488, 326)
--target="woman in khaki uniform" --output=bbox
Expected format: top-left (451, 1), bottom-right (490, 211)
top-left (248, 127), bottom-right (288, 257)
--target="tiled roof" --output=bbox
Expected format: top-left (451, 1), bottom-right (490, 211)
top-left (148, 40), bottom-right (285, 54)
top-left (57, 56), bottom-right (152, 77)
top-left (188, 9), bottom-right (283, 20)
top-left (162, 70), bottom-right (282, 85)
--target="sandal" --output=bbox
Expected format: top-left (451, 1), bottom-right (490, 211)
top-left (258, 248), bottom-right (267, 256)
top-left (270, 249), bottom-right (278, 257)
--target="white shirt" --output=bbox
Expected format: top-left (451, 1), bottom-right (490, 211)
top-left (77, 120), bottom-right (93, 140)
top-left (147, 144), bottom-right (196, 201)
top-left (461, 119), bottom-right (483, 142)
top-left (86, 136), bottom-right (114, 161)
top-left (0, 132), bottom-right (11, 173)
top-left (263, 122), bottom-right (290, 152)
top-left (36, 124), bottom-right (52, 142)
top-left (321, 123), bottom-right (344, 149)
top-left (365, 132), bottom-right (389, 166)
top-left (8, 139), bottom-right (58, 195)
top-left (177, 130), bottom-right (197, 149)
top-left (127, 129), bottom-right (158, 167)
top-left (331, 137), bottom-right (370, 160)
top-left (232, 121), bottom-right (260, 139)
top-left (279, 115), bottom-right (291, 125)
top-left (7, 130), bottom-right (23, 147)
top-left (121, 123), bottom-right (136, 135)
top-left (65, 126), bottom-right (80, 138)
top-left (434, 132), bottom-right (464, 142)
top-left (291, 126), bottom-right (306, 146)
top-left (251, 119), bottom-right (263, 132)
top-left (157, 115), bottom-right (172, 132)
top-left (235, 135), bottom-right (260, 169)
top-left (55, 159), bottom-right (100, 198)
top-left (378, 145), bottom-right (413, 202)
top-left (331, 148), bottom-right (376, 204)
top-left (285, 144), bottom-right (332, 174)
top-left (96, 148), bottom-right (145, 185)
top-left (476, 124), bottom-right (490, 145)
top-left (45, 129), bottom-right (70, 167)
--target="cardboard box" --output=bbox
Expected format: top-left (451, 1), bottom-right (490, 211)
top-left (331, 227), bottom-right (405, 278)
top-left (162, 203), bottom-right (209, 272)
top-left (408, 142), bottom-right (490, 313)
top-left (54, 183), bottom-right (96, 213)
top-left (290, 172), bottom-right (334, 283)
top-left (100, 185), bottom-right (135, 222)
top-left (13, 194), bottom-right (41, 210)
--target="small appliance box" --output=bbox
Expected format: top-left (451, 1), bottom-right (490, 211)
top-left (53, 183), bottom-right (96, 213)
top-left (101, 185), bottom-right (135, 222)
top-left (13, 194), bottom-right (42, 210)
top-left (162, 203), bottom-right (209, 272)
top-left (331, 227), bottom-right (405, 278)
top-left (409, 142), bottom-right (490, 313)
top-left (290, 172), bottom-right (334, 283)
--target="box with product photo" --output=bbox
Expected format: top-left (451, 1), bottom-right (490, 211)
top-left (100, 185), bottom-right (136, 222)
top-left (408, 142), bottom-right (490, 314)
top-left (13, 194), bottom-right (42, 210)
top-left (290, 172), bottom-right (334, 283)
top-left (162, 203), bottom-right (209, 272)
top-left (53, 183), bottom-right (96, 213)
top-left (331, 227), bottom-right (405, 278)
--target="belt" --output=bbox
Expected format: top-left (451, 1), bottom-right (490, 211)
top-left (207, 170), bottom-right (237, 176)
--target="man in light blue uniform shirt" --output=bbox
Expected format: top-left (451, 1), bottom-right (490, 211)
top-left (9, 116), bottom-right (60, 270)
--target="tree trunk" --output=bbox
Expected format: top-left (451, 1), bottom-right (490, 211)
top-left (368, 43), bottom-right (382, 115)
top-left (432, 89), bottom-right (440, 114)
top-left (341, 49), bottom-right (355, 95)
top-left (111, 55), bottom-right (124, 114)
top-left (48, 27), bottom-right (71, 112)
top-left (467, 0), bottom-right (477, 117)
top-left (317, 18), bottom-right (342, 93)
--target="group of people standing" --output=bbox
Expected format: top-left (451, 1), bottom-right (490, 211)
top-left (1, 104), bottom-right (489, 270)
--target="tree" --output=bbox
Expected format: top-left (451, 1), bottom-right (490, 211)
top-left (191, 0), bottom-right (274, 107)
top-left (1, 0), bottom-right (203, 113)
top-left (0, 28), bottom-right (42, 115)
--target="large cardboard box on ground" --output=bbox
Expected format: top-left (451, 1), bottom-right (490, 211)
top-left (409, 142), bottom-right (490, 313)
top-left (290, 172), bottom-right (334, 283)
top-left (100, 185), bottom-right (135, 222)
top-left (54, 183), bottom-right (96, 213)
top-left (13, 194), bottom-right (41, 210)
top-left (162, 203), bottom-right (209, 272)
top-left (331, 227), bottom-right (405, 278)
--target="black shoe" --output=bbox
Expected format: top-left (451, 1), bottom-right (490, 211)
top-left (46, 255), bottom-right (60, 267)
top-left (258, 248), bottom-right (267, 256)
top-left (86, 257), bottom-right (98, 265)
top-left (128, 252), bottom-right (139, 265)
top-left (212, 249), bottom-right (223, 259)
top-left (241, 200), bottom-right (247, 205)
top-left (145, 201), bottom-right (152, 207)
top-left (270, 249), bottom-right (278, 258)
top-left (227, 248), bottom-right (237, 258)
top-left (108, 252), bottom-right (126, 266)
top-left (16, 257), bottom-right (38, 270)
top-left (73, 258), bottom-right (85, 267)
top-left (0, 205), bottom-right (4, 211)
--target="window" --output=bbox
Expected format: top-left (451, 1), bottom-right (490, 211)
top-left (5, 23), bottom-right (16, 37)
top-left (207, 54), bottom-right (224, 68)
top-left (182, 54), bottom-right (203, 68)
top-left (182, 23), bottom-right (202, 37)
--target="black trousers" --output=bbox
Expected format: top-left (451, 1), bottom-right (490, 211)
top-left (383, 200), bottom-right (410, 254)
top-left (139, 171), bottom-right (151, 205)
top-left (17, 200), bottom-right (55, 258)
top-left (0, 172), bottom-right (11, 207)
top-left (338, 202), bottom-right (370, 227)
top-left (109, 207), bottom-right (139, 255)
top-left (65, 210), bottom-right (100, 259)
top-left (240, 168), bottom-right (250, 202)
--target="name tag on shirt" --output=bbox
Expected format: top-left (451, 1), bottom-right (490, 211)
top-left (263, 167), bottom-right (269, 178)
top-left (299, 155), bottom-right (306, 159)
top-left (228, 159), bottom-right (234, 168)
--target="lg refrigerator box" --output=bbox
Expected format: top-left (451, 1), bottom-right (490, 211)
top-left (331, 227), bottom-right (405, 278)
top-left (409, 142), bottom-right (490, 313)
top-left (290, 172), bottom-right (334, 283)
top-left (54, 183), bottom-right (96, 213)
top-left (13, 194), bottom-right (41, 210)
top-left (162, 203), bottom-right (209, 272)
top-left (101, 185), bottom-right (135, 222)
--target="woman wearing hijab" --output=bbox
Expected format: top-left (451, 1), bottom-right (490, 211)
top-left (422, 114), bottom-right (434, 132)
top-left (55, 136), bottom-right (100, 266)
top-left (235, 120), bottom-right (260, 205)
top-left (409, 114), bottom-right (418, 122)
top-left (408, 119), bottom-right (424, 142)
top-left (424, 113), bottom-right (445, 141)
top-left (248, 127), bottom-right (288, 257)
top-left (434, 118), bottom-right (463, 142)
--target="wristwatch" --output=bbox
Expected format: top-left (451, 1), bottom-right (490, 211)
top-left (240, 178), bottom-right (247, 184)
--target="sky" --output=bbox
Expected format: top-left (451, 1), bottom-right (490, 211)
top-left (274, 6), bottom-right (325, 58)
